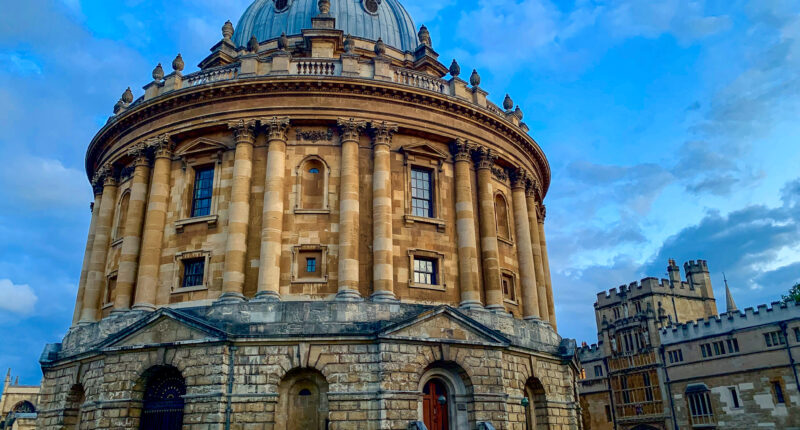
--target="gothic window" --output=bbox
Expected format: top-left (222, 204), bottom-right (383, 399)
top-left (114, 191), bottom-right (131, 240)
top-left (12, 401), bottom-right (35, 414)
top-left (686, 385), bottom-right (714, 426)
top-left (411, 167), bottom-right (434, 218)
top-left (182, 258), bottom-right (205, 288)
top-left (414, 257), bottom-right (437, 285)
top-left (139, 367), bottom-right (185, 430)
top-left (494, 193), bottom-right (511, 241)
top-left (191, 166), bottom-right (214, 217)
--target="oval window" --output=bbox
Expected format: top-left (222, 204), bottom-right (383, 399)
top-left (363, 0), bottom-right (380, 14)
top-left (274, 0), bottom-right (289, 12)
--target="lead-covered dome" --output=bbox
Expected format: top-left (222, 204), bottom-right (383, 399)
top-left (233, 0), bottom-right (420, 52)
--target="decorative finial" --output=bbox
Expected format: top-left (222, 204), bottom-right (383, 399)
top-left (152, 63), bottom-right (164, 81)
top-left (503, 94), bottom-right (513, 111)
top-left (469, 69), bottom-right (480, 87)
top-left (374, 37), bottom-right (386, 56)
top-left (172, 54), bottom-right (184, 72)
top-left (318, 0), bottom-right (331, 15)
top-left (278, 32), bottom-right (289, 51)
top-left (122, 87), bottom-right (134, 104)
top-left (344, 34), bottom-right (354, 53)
top-left (449, 59), bottom-right (460, 77)
top-left (222, 20), bottom-right (234, 40)
top-left (248, 35), bottom-right (259, 53)
top-left (418, 25), bottom-right (432, 47)
top-left (514, 105), bottom-right (523, 120)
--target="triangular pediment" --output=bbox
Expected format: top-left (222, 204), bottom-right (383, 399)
top-left (401, 143), bottom-right (448, 161)
top-left (101, 309), bottom-right (226, 350)
top-left (175, 137), bottom-right (229, 157)
top-left (379, 307), bottom-right (510, 346)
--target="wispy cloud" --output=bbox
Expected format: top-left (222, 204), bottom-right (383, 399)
top-left (0, 279), bottom-right (38, 315)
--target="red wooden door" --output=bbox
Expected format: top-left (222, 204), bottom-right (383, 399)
top-left (422, 379), bottom-right (449, 430)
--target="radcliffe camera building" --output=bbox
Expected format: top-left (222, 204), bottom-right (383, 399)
top-left (37, 1), bottom-right (580, 429)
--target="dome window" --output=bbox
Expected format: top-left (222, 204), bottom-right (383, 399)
top-left (273, 0), bottom-right (290, 12)
top-left (362, 0), bottom-right (381, 14)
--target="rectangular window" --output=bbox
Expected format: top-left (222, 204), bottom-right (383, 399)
top-left (594, 365), bottom-right (603, 377)
top-left (730, 388), bottom-right (740, 409)
top-left (413, 257), bottom-right (437, 285)
top-left (765, 330), bottom-right (786, 347)
top-left (773, 381), bottom-right (785, 404)
top-left (191, 166), bottom-right (214, 217)
top-left (701, 344), bottom-right (711, 358)
top-left (643, 372), bottom-right (654, 402)
top-left (105, 276), bottom-right (117, 304)
top-left (306, 258), bottom-right (317, 273)
top-left (688, 391), bottom-right (715, 426)
top-left (182, 258), bottom-right (205, 287)
top-left (501, 273), bottom-right (516, 301)
top-left (795, 327), bottom-right (800, 342)
top-left (410, 167), bottom-right (433, 218)
top-left (621, 377), bottom-right (630, 404)
top-left (679, 349), bottom-right (684, 362)
top-left (713, 342), bottom-right (721, 356)
top-left (727, 338), bottom-right (740, 353)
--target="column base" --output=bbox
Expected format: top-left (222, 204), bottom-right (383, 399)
top-left (335, 288), bottom-right (363, 302)
top-left (110, 308), bottom-right (131, 315)
top-left (215, 292), bottom-right (247, 304)
top-left (252, 291), bottom-right (281, 302)
top-left (524, 315), bottom-right (542, 321)
top-left (458, 300), bottom-right (484, 310)
top-left (131, 303), bottom-right (156, 312)
top-left (370, 290), bottom-right (398, 302)
top-left (485, 304), bottom-right (505, 312)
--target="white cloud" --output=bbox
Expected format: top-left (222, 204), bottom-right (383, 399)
top-left (0, 156), bottom-right (89, 210)
top-left (0, 279), bottom-right (38, 315)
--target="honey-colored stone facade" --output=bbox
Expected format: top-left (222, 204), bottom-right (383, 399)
top-left (0, 370), bottom-right (39, 430)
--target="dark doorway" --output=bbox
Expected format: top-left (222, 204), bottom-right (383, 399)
top-left (139, 366), bottom-right (186, 430)
top-left (422, 378), bottom-right (449, 430)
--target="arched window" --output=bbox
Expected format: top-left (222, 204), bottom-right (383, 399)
top-left (64, 384), bottom-right (85, 429)
top-left (495, 193), bottom-right (511, 241)
top-left (524, 378), bottom-right (547, 430)
top-left (277, 368), bottom-right (329, 430)
top-left (114, 191), bottom-right (130, 240)
top-left (297, 157), bottom-right (329, 211)
top-left (12, 401), bottom-right (35, 414)
top-left (139, 366), bottom-right (185, 430)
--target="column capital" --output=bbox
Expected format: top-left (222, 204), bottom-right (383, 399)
top-left (261, 116), bottom-right (291, 141)
top-left (337, 117), bottom-right (367, 142)
top-left (228, 118), bottom-right (258, 144)
top-left (526, 177), bottom-right (543, 200)
top-left (91, 164), bottom-right (117, 188)
top-left (537, 203), bottom-right (547, 221)
top-left (450, 138), bottom-right (474, 162)
top-left (368, 120), bottom-right (398, 148)
top-left (146, 134), bottom-right (174, 159)
top-left (473, 146), bottom-right (497, 170)
top-left (127, 142), bottom-right (150, 167)
top-left (510, 167), bottom-right (529, 190)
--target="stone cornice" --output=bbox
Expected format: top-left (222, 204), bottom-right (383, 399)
top-left (86, 77), bottom-right (551, 196)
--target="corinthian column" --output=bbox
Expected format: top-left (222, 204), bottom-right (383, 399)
top-left (525, 184), bottom-right (549, 322)
top-left (336, 118), bottom-right (367, 301)
top-left (133, 135), bottom-right (173, 311)
top-left (72, 192), bottom-right (102, 326)
top-left (113, 144), bottom-right (151, 312)
top-left (79, 166), bottom-right (118, 323)
top-left (474, 146), bottom-right (503, 311)
top-left (451, 139), bottom-right (481, 308)
top-left (538, 204), bottom-right (557, 329)
top-left (369, 120), bottom-right (398, 302)
top-left (255, 117), bottom-right (291, 301)
top-left (511, 168), bottom-right (540, 320)
top-left (219, 119), bottom-right (257, 303)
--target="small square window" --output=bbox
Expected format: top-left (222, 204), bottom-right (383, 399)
top-left (306, 258), bottom-right (317, 273)
top-left (182, 258), bottom-right (205, 287)
top-left (296, 249), bottom-right (324, 280)
top-left (413, 257), bottom-right (437, 285)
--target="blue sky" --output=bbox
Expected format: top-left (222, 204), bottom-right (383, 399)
top-left (0, 0), bottom-right (798, 385)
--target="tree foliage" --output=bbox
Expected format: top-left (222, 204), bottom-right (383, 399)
top-left (782, 282), bottom-right (800, 303)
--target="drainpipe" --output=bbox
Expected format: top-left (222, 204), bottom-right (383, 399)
top-left (225, 344), bottom-right (237, 430)
top-left (658, 346), bottom-right (679, 430)
top-left (779, 322), bottom-right (800, 396)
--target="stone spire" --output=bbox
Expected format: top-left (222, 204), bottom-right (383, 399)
top-left (724, 273), bottom-right (738, 313)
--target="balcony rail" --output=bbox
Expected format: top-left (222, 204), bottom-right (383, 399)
top-left (294, 59), bottom-right (338, 76)
top-left (184, 64), bottom-right (239, 87)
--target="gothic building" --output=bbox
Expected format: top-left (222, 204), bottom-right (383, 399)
top-left (37, 1), bottom-right (580, 429)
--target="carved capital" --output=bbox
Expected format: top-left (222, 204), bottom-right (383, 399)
top-left (526, 177), bottom-right (543, 200)
top-left (261, 116), bottom-right (291, 142)
top-left (450, 138), bottom-right (473, 163)
top-left (127, 142), bottom-right (150, 167)
top-left (228, 118), bottom-right (258, 144)
top-left (510, 167), bottom-right (529, 189)
top-left (337, 117), bottom-right (367, 142)
top-left (146, 134), bottom-right (173, 159)
top-left (473, 146), bottom-right (497, 170)
top-left (369, 121), bottom-right (398, 148)
top-left (537, 203), bottom-right (547, 221)
top-left (92, 164), bottom-right (117, 188)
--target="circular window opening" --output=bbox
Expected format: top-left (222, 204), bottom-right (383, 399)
top-left (274, 0), bottom-right (289, 12)
top-left (363, 0), bottom-right (380, 14)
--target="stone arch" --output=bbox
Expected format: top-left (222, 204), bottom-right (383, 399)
top-left (275, 367), bottom-right (329, 430)
top-left (494, 191), bottom-right (511, 241)
top-left (62, 384), bottom-right (85, 430)
top-left (131, 365), bottom-right (186, 430)
top-left (295, 155), bottom-right (330, 211)
top-left (112, 189), bottom-right (131, 240)
top-left (11, 401), bottom-right (35, 414)
top-left (523, 377), bottom-right (547, 430)
top-left (417, 361), bottom-right (474, 430)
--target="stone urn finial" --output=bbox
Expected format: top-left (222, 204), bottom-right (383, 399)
top-left (470, 69), bottom-right (481, 87)
top-left (122, 87), bottom-right (134, 104)
top-left (514, 105), bottom-right (523, 120)
top-left (172, 54), bottom-right (184, 72)
top-left (278, 32), bottom-right (289, 51)
top-left (222, 20), bottom-right (234, 40)
top-left (318, 0), bottom-right (331, 15)
top-left (449, 59), bottom-right (460, 77)
top-left (248, 35), bottom-right (259, 53)
top-left (374, 38), bottom-right (386, 56)
top-left (152, 63), bottom-right (164, 81)
top-left (344, 34), bottom-right (354, 53)
top-left (418, 25), bottom-right (432, 47)
top-left (503, 94), bottom-right (513, 111)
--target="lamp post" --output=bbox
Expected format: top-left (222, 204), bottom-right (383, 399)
top-left (521, 397), bottom-right (530, 408)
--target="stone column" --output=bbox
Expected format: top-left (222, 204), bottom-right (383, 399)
top-left (79, 166), bottom-right (118, 323)
top-left (511, 168), bottom-right (540, 320)
top-left (525, 186), bottom-right (550, 322)
top-left (72, 192), bottom-right (102, 326)
top-left (474, 146), bottom-right (503, 311)
top-left (113, 144), bottom-right (151, 312)
top-left (369, 121), bottom-right (398, 302)
top-left (335, 118), bottom-right (367, 301)
top-left (255, 117), bottom-right (291, 301)
top-left (451, 139), bottom-right (481, 308)
top-left (538, 204), bottom-right (557, 329)
top-left (219, 119), bottom-right (257, 303)
top-left (133, 135), bottom-right (173, 311)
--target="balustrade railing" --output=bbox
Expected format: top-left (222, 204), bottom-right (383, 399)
top-left (294, 59), bottom-right (338, 76)
top-left (184, 64), bottom-right (238, 87)
top-left (393, 68), bottom-right (447, 94)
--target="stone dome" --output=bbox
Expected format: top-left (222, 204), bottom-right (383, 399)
top-left (233, 0), bottom-right (420, 52)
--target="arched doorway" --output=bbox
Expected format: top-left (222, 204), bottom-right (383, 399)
top-left (524, 378), bottom-right (547, 430)
top-left (422, 378), bottom-right (449, 430)
top-left (139, 366), bottom-right (185, 430)
top-left (276, 368), bottom-right (329, 430)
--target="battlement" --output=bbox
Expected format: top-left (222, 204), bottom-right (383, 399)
top-left (660, 301), bottom-right (800, 345)
top-left (684, 259), bottom-right (709, 274)
top-left (578, 342), bottom-right (605, 361)
top-left (596, 277), bottom-right (698, 307)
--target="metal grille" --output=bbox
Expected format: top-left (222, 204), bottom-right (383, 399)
top-left (411, 168), bottom-right (433, 218)
top-left (191, 167), bottom-right (214, 217)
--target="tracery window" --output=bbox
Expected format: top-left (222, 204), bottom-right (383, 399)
top-left (191, 166), bottom-right (214, 217)
top-left (411, 167), bottom-right (434, 218)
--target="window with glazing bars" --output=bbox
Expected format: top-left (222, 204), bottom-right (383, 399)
top-left (191, 167), bottom-right (214, 217)
top-left (306, 257), bottom-right (317, 273)
top-left (413, 257), bottom-right (437, 285)
top-left (182, 258), bottom-right (205, 287)
top-left (688, 391), bottom-right (714, 426)
top-left (764, 330), bottom-right (786, 347)
top-left (410, 167), bottom-right (433, 217)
